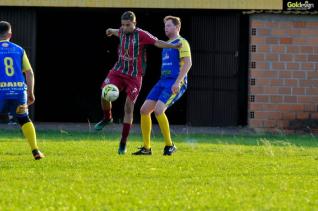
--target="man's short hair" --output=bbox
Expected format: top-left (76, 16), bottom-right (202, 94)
top-left (0, 21), bottom-right (11, 37)
top-left (164, 16), bottom-right (181, 27)
top-left (121, 11), bottom-right (136, 22)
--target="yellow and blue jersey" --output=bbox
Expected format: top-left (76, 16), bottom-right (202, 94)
top-left (0, 40), bottom-right (31, 117)
top-left (0, 40), bottom-right (31, 96)
top-left (161, 36), bottom-right (191, 84)
top-left (147, 36), bottom-right (191, 107)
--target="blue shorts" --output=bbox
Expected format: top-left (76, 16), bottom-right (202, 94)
top-left (0, 92), bottom-right (28, 118)
top-left (146, 78), bottom-right (187, 108)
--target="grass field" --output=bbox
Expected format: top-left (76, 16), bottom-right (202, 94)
top-left (0, 129), bottom-right (318, 210)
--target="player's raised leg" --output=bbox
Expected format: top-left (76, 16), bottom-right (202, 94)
top-left (95, 74), bottom-right (120, 131)
top-left (95, 97), bottom-right (113, 131)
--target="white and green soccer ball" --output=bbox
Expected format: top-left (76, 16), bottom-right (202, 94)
top-left (102, 84), bottom-right (119, 102)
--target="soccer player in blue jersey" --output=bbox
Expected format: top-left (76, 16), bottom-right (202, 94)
top-left (0, 21), bottom-right (44, 160)
top-left (133, 16), bottom-right (192, 155)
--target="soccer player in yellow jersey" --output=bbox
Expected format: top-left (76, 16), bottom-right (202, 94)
top-left (133, 16), bottom-right (192, 155)
top-left (0, 21), bottom-right (44, 160)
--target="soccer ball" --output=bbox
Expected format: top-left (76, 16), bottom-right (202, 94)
top-left (102, 84), bottom-right (119, 102)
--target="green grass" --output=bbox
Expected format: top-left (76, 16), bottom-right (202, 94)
top-left (1, 130), bottom-right (318, 210)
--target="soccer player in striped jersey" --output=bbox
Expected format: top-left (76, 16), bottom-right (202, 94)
top-left (0, 21), bottom-right (44, 160)
top-left (133, 16), bottom-right (192, 155)
top-left (95, 11), bottom-right (181, 154)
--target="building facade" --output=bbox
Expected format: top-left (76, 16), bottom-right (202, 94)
top-left (0, 0), bottom-right (317, 132)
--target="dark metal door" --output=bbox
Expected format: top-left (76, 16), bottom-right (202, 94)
top-left (187, 13), bottom-right (248, 126)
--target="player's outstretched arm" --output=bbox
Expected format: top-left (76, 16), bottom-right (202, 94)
top-left (106, 28), bottom-right (119, 37)
top-left (25, 69), bottom-right (35, 105)
top-left (154, 40), bottom-right (182, 49)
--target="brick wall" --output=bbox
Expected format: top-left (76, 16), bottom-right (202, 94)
top-left (249, 14), bottom-right (318, 132)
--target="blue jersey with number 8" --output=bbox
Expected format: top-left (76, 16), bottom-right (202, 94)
top-left (0, 40), bottom-right (29, 96)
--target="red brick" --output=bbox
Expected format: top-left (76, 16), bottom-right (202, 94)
top-left (272, 62), bottom-right (285, 70)
top-left (266, 22), bottom-right (279, 27)
top-left (269, 112), bottom-right (282, 120)
top-left (255, 111), bottom-right (280, 121)
top-left (258, 29), bottom-right (270, 36)
top-left (264, 87), bottom-right (279, 95)
top-left (284, 96), bottom-right (298, 103)
top-left (256, 79), bottom-right (270, 86)
top-left (285, 79), bottom-right (298, 86)
top-left (308, 55), bottom-right (318, 62)
top-left (262, 104), bottom-right (278, 110)
top-left (271, 79), bottom-right (284, 86)
top-left (278, 87), bottom-right (291, 95)
top-left (300, 29), bottom-right (318, 36)
top-left (251, 53), bottom-right (265, 61)
top-left (271, 96), bottom-right (283, 103)
top-left (307, 37), bottom-right (318, 44)
top-left (280, 54), bottom-right (293, 62)
top-left (250, 86), bottom-right (264, 94)
top-left (293, 38), bottom-right (306, 44)
top-left (256, 62), bottom-right (269, 69)
top-left (301, 63), bottom-right (314, 70)
top-left (280, 37), bottom-right (293, 44)
top-left (292, 71), bottom-right (306, 79)
top-left (294, 55), bottom-right (307, 62)
top-left (277, 120), bottom-right (289, 128)
top-left (306, 88), bottom-right (318, 95)
top-left (307, 72), bottom-right (318, 79)
top-left (298, 96), bottom-right (316, 103)
top-left (287, 63), bottom-right (299, 70)
top-left (265, 53), bottom-right (278, 61)
top-left (293, 22), bottom-right (306, 28)
top-left (282, 112), bottom-right (296, 120)
top-left (256, 111), bottom-right (273, 119)
top-left (249, 103), bottom-right (263, 111)
top-left (279, 22), bottom-right (292, 28)
top-left (257, 45), bottom-right (270, 53)
top-left (279, 71), bottom-right (291, 78)
top-left (287, 46), bottom-right (300, 53)
top-left (296, 112), bottom-right (309, 120)
top-left (276, 104), bottom-right (303, 111)
top-left (272, 45), bottom-right (285, 53)
top-left (256, 95), bottom-right (269, 103)
top-left (263, 120), bottom-right (277, 128)
top-left (299, 80), bottom-right (313, 87)
top-left (251, 36), bottom-right (265, 44)
top-left (271, 29), bottom-right (286, 36)
top-left (250, 70), bottom-right (278, 79)
top-left (304, 104), bottom-right (317, 112)
top-left (287, 29), bottom-right (301, 36)
top-left (249, 119), bottom-right (263, 127)
top-left (266, 37), bottom-right (278, 44)
top-left (292, 88), bottom-right (305, 95)
top-left (311, 112), bottom-right (318, 119)
top-left (307, 22), bottom-right (318, 27)
top-left (251, 21), bottom-right (264, 27)
top-left (300, 46), bottom-right (314, 54)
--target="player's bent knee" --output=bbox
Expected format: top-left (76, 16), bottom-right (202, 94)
top-left (154, 108), bottom-right (164, 116)
top-left (140, 107), bottom-right (151, 115)
top-left (17, 116), bottom-right (31, 126)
